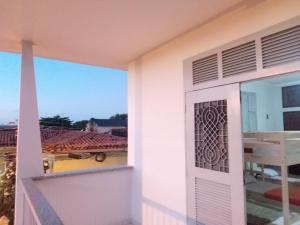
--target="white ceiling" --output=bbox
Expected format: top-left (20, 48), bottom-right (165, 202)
top-left (0, 0), bottom-right (244, 69)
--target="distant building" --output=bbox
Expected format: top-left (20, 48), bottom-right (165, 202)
top-left (111, 128), bottom-right (127, 137)
top-left (86, 119), bottom-right (127, 134)
top-left (8, 121), bottom-right (18, 126)
top-left (0, 125), bottom-right (17, 130)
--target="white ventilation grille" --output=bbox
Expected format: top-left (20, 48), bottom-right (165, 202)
top-left (222, 41), bottom-right (256, 77)
top-left (195, 178), bottom-right (232, 225)
top-left (262, 25), bottom-right (300, 68)
top-left (192, 54), bottom-right (218, 85)
top-left (185, 22), bottom-right (300, 91)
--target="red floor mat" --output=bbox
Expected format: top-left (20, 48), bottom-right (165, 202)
top-left (264, 186), bottom-right (300, 206)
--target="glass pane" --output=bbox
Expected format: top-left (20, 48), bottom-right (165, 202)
top-left (245, 163), bottom-right (283, 224)
top-left (241, 72), bottom-right (300, 225)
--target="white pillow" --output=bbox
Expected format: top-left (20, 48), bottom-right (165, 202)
top-left (263, 168), bottom-right (279, 177)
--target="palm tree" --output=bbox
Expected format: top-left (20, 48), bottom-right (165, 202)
top-left (86, 119), bottom-right (97, 132)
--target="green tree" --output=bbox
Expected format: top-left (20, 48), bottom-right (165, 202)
top-left (40, 115), bottom-right (72, 128)
top-left (110, 114), bottom-right (127, 120)
top-left (72, 120), bottom-right (89, 130)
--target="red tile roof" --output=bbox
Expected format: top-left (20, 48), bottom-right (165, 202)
top-left (0, 129), bottom-right (16, 147)
top-left (0, 128), bottom-right (127, 153)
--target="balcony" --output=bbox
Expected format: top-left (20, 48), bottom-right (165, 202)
top-left (2, 1), bottom-right (300, 225)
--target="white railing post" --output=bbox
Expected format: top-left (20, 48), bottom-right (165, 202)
top-left (15, 41), bottom-right (44, 225)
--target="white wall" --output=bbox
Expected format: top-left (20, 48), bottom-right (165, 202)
top-left (241, 81), bottom-right (283, 131)
top-left (35, 167), bottom-right (132, 225)
top-left (128, 0), bottom-right (300, 224)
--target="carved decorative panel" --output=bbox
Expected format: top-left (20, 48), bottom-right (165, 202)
top-left (194, 100), bottom-right (229, 173)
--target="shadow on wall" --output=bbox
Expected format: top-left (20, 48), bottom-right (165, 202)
top-left (131, 59), bottom-right (198, 225)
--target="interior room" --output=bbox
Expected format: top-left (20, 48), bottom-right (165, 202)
top-left (241, 72), bottom-right (300, 225)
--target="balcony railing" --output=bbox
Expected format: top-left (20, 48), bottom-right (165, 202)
top-left (22, 178), bottom-right (63, 225)
top-left (22, 165), bottom-right (133, 225)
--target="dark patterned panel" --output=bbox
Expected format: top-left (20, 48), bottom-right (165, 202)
top-left (282, 85), bottom-right (300, 108)
top-left (284, 111), bottom-right (300, 131)
top-left (194, 100), bottom-right (229, 173)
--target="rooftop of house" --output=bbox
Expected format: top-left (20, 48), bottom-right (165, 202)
top-left (92, 119), bottom-right (127, 127)
top-left (0, 125), bottom-right (18, 129)
top-left (0, 128), bottom-right (127, 153)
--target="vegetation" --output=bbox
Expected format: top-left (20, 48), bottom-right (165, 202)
top-left (40, 115), bottom-right (72, 128)
top-left (0, 155), bottom-right (16, 225)
top-left (39, 114), bottom-right (127, 130)
top-left (72, 120), bottom-right (89, 130)
top-left (86, 119), bottom-right (97, 132)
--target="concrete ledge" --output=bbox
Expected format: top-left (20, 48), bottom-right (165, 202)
top-left (33, 165), bottom-right (133, 180)
top-left (22, 178), bottom-right (64, 225)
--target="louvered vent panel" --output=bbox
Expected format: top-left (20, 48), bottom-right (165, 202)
top-left (192, 54), bottom-right (218, 85)
top-left (195, 178), bottom-right (232, 225)
top-left (222, 41), bottom-right (256, 77)
top-left (262, 25), bottom-right (300, 68)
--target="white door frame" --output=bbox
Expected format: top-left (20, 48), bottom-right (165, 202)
top-left (185, 83), bottom-right (245, 225)
top-left (183, 16), bottom-right (300, 225)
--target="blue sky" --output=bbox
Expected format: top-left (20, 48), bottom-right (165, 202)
top-left (0, 51), bottom-right (128, 124)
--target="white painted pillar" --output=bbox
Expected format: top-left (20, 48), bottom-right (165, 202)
top-left (14, 41), bottom-right (43, 225)
top-left (128, 59), bottom-right (143, 225)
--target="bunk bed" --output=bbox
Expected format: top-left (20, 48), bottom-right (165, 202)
top-left (243, 131), bottom-right (300, 225)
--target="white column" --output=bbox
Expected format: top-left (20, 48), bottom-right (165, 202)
top-left (128, 59), bottom-right (143, 225)
top-left (14, 41), bottom-right (43, 225)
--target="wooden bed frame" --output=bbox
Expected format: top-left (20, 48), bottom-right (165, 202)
top-left (243, 131), bottom-right (300, 225)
